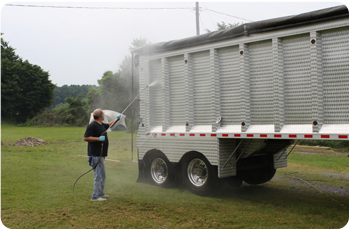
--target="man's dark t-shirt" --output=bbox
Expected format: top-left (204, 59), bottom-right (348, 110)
top-left (84, 121), bottom-right (110, 157)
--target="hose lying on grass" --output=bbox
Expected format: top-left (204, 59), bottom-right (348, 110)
top-left (285, 172), bottom-right (345, 207)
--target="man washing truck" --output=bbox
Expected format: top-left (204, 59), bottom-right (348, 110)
top-left (84, 109), bottom-right (120, 201)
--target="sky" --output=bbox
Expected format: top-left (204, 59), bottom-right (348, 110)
top-left (1, 0), bottom-right (346, 87)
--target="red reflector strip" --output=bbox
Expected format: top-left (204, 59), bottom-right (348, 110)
top-left (190, 134), bottom-right (195, 137)
top-left (180, 134), bottom-right (185, 136)
top-left (289, 135), bottom-right (297, 138)
top-left (170, 133), bottom-right (175, 136)
top-left (234, 134), bottom-right (241, 137)
top-left (200, 134), bottom-right (205, 137)
top-left (339, 135), bottom-right (348, 139)
top-left (321, 135), bottom-right (330, 139)
top-left (304, 135), bottom-right (313, 138)
top-left (274, 134), bottom-right (282, 138)
top-left (260, 134), bottom-right (267, 138)
top-left (161, 133), bottom-right (166, 136)
top-left (247, 134), bottom-right (254, 137)
top-left (222, 134), bottom-right (228, 137)
top-left (211, 134), bottom-right (217, 137)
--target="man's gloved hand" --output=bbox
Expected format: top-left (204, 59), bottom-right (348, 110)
top-left (116, 114), bottom-right (121, 120)
top-left (99, 136), bottom-right (105, 142)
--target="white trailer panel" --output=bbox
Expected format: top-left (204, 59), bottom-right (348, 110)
top-left (134, 5), bottom-right (349, 194)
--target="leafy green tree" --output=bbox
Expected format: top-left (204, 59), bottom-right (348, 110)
top-left (206, 21), bottom-right (242, 33)
top-left (65, 94), bottom-right (89, 125)
top-left (129, 36), bottom-right (149, 52)
top-left (1, 35), bottom-right (55, 123)
top-left (86, 86), bottom-right (101, 112)
top-left (51, 84), bottom-right (96, 108)
top-left (27, 94), bottom-right (89, 127)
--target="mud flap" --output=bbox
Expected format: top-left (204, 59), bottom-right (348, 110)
top-left (136, 159), bottom-right (147, 183)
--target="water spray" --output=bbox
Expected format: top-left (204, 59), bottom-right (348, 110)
top-left (73, 81), bottom-right (157, 198)
top-left (107, 83), bottom-right (153, 130)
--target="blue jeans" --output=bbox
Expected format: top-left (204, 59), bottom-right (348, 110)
top-left (91, 157), bottom-right (106, 199)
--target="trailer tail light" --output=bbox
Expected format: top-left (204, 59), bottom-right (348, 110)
top-left (338, 135), bottom-right (348, 139)
top-left (260, 134), bottom-right (267, 138)
top-left (321, 135), bottom-right (330, 139)
top-left (304, 135), bottom-right (313, 138)
top-left (289, 135), bottom-right (297, 138)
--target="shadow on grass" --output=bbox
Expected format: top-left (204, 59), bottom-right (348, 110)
top-left (171, 180), bottom-right (349, 210)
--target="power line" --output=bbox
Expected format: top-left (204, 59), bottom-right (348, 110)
top-left (5, 4), bottom-right (193, 10)
top-left (202, 3), bottom-right (216, 29)
top-left (5, 3), bottom-right (253, 22)
top-left (17, 10), bottom-right (189, 53)
top-left (204, 9), bottom-right (253, 22)
top-left (260, 2), bottom-right (295, 15)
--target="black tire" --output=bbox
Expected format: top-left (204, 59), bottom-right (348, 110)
top-left (242, 167), bottom-right (276, 185)
top-left (146, 152), bottom-right (175, 188)
top-left (181, 152), bottom-right (223, 196)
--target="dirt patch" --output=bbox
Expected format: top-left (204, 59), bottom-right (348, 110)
top-left (13, 137), bottom-right (48, 147)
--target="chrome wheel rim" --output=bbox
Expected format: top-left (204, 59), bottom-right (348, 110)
top-left (187, 158), bottom-right (208, 187)
top-left (150, 158), bottom-right (168, 184)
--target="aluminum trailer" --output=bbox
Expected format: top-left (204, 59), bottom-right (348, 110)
top-left (133, 5), bottom-right (349, 195)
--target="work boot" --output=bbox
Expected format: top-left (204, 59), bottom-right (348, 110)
top-left (91, 197), bottom-right (107, 202)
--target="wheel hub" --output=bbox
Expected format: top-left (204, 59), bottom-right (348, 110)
top-left (150, 158), bottom-right (168, 184)
top-left (187, 158), bottom-right (208, 187)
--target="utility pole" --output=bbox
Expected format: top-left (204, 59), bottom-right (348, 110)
top-left (131, 52), bottom-right (134, 161)
top-left (195, 2), bottom-right (200, 35)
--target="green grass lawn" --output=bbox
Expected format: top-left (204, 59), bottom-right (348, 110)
top-left (1, 123), bottom-right (349, 229)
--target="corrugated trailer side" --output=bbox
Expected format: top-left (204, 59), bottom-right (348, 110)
top-left (134, 5), bottom-right (349, 195)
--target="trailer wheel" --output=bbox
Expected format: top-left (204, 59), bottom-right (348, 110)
top-left (242, 167), bottom-right (276, 185)
top-left (182, 152), bottom-right (222, 195)
top-left (146, 152), bottom-right (175, 187)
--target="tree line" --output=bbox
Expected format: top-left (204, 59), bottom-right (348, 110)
top-left (1, 34), bottom-right (146, 129)
top-left (51, 84), bottom-right (96, 109)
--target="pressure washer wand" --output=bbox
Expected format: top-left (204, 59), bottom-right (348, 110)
top-left (107, 84), bottom-right (150, 130)
top-left (122, 84), bottom-right (149, 115)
